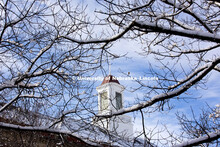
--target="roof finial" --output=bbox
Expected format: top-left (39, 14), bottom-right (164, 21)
top-left (109, 62), bottom-right (112, 75)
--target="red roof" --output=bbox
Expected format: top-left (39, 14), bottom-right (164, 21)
top-left (101, 75), bottom-right (120, 85)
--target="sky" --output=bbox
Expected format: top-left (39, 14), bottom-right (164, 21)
top-left (105, 40), bottom-right (220, 139)
top-left (0, 1), bottom-right (219, 146)
top-left (88, 38), bottom-right (220, 142)
top-left (23, 0), bottom-right (220, 144)
top-left (70, 0), bottom-right (220, 142)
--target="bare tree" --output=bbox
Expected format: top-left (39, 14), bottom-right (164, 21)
top-left (0, 0), bottom-right (220, 146)
top-left (175, 105), bottom-right (219, 146)
top-left (0, 0), bottom-right (116, 145)
top-left (94, 0), bottom-right (220, 146)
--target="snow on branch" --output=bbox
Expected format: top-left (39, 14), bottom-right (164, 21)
top-left (62, 20), bottom-right (136, 44)
top-left (49, 109), bottom-right (77, 128)
top-left (0, 67), bottom-right (70, 93)
top-left (0, 80), bottom-right (40, 91)
top-left (0, 94), bottom-right (21, 113)
top-left (27, 40), bottom-right (57, 73)
top-left (176, 44), bottom-right (220, 54)
top-left (97, 57), bottom-right (220, 118)
top-left (159, 16), bottom-right (201, 31)
top-left (0, 69), bottom-right (60, 91)
top-left (162, 0), bottom-right (213, 33)
top-left (134, 21), bottom-right (220, 43)
top-left (174, 130), bottom-right (220, 147)
top-left (168, 65), bottom-right (208, 90)
top-left (98, 0), bottom-right (155, 15)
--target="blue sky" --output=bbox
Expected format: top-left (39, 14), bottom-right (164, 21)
top-left (1, 0), bottom-right (219, 144)
top-left (62, 0), bottom-right (220, 141)
top-left (89, 35), bottom-right (220, 139)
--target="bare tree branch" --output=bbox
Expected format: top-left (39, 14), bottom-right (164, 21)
top-left (133, 21), bottom-right (220, 43)
top-left (98, 58), bottom-right (220, 118)
top-left (174, 131), bottom-right (220, 147)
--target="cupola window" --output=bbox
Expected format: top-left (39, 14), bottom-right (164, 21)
top-left (100, 91), bottom-right (108, 111)
top-left (116, 92), bottom-right (122, 110)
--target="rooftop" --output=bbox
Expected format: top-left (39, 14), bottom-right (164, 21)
top-left (101, 75), bottom-right (120, 85)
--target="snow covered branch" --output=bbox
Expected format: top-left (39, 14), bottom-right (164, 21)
top-left (0, 69), bottom-right (57, 91)
top-left (167, 65), bottom-right (208, 90)
top-left (133, 21), bottom-right (220, 43)
top-left (0, 81), bottom-right (40, 91)
top-left (162, 0), bottom-right (213, 33)
top-left (97, 57), bottom-right (220, 118)
top-left (1, 0), bottom-right (220, 145)
top-left (49, 109), bottom-right (77, 128)
top-left (27, 40), bottom-right (57, 73)
top-left (174, 131), bottom-right (220, 147)
top-left (0, 94), bottom-right (21, 113)
top-left (62, 20), bottom-right (136, 44)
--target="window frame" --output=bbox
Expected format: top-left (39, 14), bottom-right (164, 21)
top-left (100, 91), bottom-right (108, 111)
top-left (115, 92), bottom-right (122, 110)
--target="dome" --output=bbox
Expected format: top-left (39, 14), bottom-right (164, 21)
top-left (101, 75), bottom-right (120, 85)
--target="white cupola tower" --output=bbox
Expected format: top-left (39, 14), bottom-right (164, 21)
top-left (97, 75), bottom-right (124, 114)
top-left (95, 75), bottom-right (133, 139)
